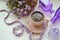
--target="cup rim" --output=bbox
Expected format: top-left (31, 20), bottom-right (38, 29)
top-left (31, 11), bottom-right (44, 22)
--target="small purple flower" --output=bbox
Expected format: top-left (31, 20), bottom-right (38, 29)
top-left (13, 22), bottom-right (25, 37)
top-left (48, 28), bottom-right (60, 40)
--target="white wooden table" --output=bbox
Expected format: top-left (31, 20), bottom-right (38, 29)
top-left (0, 0), bottom-right (60, 40)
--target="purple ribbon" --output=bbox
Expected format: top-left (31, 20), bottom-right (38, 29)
top-left (51, 7), bottom-right (60, 23)
top-left (39, 0), bottom-right (54, 13)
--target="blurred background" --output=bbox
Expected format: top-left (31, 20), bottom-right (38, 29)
top-left (0, 0), bottom-right (60, 40)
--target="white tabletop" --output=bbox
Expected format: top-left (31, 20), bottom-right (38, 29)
top-left (0, 0), bottom-right (60, 40)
